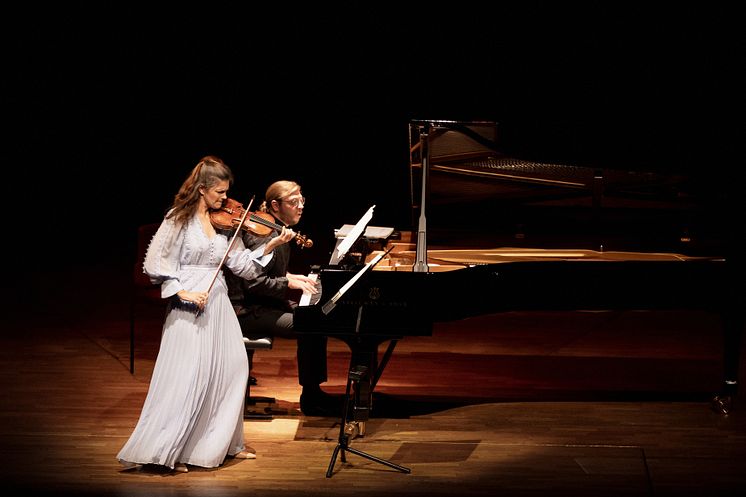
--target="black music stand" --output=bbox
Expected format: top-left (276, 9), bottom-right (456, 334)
top-left (326, 351), bottom-right (410, 478)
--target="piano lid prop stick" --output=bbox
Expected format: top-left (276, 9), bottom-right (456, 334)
top-left (321, 246), bottom-right (393, 315)
top-left (332, 205), bottom-right (375, 264)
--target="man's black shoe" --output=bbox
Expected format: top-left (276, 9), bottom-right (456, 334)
top-left (300, 388), bottom-right (343, 417)
top-left (249, 375), bottom-right (257, 386)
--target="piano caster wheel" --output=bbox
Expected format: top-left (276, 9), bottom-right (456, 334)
top-left (711, 395), bottom-right (733, 415)
top-left (344, 421), bottom-right (366, 439)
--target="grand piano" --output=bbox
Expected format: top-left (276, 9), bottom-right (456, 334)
top-left (294, 119), bottom-right (743, 416)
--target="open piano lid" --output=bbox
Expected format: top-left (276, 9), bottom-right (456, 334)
top-left (408, 120), bottom-right (729, 258)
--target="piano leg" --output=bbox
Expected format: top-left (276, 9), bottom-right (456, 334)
top-left (344, 336), bottom-right (400, 411)
top-left (712, 305), bottom-right (744, 415)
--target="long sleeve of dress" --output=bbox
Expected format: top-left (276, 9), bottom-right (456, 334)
top-left (143, 216), bottom-right (187, 298)
top-left (238, 231), bottom-right (290, 300)
top-left (224, 237), bottom-right (273, 281)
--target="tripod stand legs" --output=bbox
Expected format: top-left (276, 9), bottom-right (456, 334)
top-left (326, 437), bottom-right (411, 477)
top-left (326, 442), bottom-right (344, 477)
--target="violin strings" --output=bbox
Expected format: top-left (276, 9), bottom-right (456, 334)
top-left (249, 213), bottom-right (283, 230)
top-left (231, 209), bottom-right (310, 247)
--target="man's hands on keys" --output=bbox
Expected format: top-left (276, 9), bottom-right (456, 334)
top-left (287, 273), bottom-right (319, 295)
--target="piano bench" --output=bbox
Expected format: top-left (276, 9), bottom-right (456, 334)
top-left (243, 335), bottom-right (276, 420)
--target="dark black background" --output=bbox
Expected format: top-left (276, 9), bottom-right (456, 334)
top-left (2, 3), bottom-right (742, 306)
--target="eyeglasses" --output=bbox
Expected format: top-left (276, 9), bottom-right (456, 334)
top-left (277, 196), bottom-right (306, 207)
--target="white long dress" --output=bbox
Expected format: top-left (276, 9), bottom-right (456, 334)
top-left (117, 213), bottom-right (271, 469)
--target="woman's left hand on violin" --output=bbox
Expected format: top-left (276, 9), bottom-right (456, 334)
top-left (264, 226), bottom-right (296, 255)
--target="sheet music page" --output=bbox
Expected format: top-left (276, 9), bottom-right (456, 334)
top-left (335, 225), bottom-right (394, 240)
top-left (329, 205), bottom-right (375, 265)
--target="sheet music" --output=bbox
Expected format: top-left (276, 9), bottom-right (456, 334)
top-left (329, 205), bottom-right (375, 265)
top-left (335, 225), bottom-right (394, 240)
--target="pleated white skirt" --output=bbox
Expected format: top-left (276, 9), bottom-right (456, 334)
top-left (117, 289), bottom-right (248, 469)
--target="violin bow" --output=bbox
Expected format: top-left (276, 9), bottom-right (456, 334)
top-left (206, 195), bottom-right (255, 295)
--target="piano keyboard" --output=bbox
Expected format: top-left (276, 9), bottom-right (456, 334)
top-left (298, 272), bottom-right (319, 306)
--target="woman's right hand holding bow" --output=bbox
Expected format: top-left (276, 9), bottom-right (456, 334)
top-left (177, 290), bottom-right (209, 310)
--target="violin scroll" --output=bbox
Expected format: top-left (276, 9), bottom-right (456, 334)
top-left (292, 232), bottom-right (313, 249)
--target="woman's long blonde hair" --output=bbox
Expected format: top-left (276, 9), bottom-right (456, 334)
top-left (167, 155), bottom-right (234, 224)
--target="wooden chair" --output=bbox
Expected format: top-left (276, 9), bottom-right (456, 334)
top-left (242, 334), bottom-right (277, 420)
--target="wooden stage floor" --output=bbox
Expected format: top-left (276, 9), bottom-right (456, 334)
top-left (1, 268), bottom-right (745, 497)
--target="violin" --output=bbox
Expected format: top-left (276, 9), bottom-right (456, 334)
top-left (210, 198), bottom-right (313, 249)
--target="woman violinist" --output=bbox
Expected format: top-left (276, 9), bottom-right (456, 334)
top-left (117, 156), bottom-right (294, 473)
